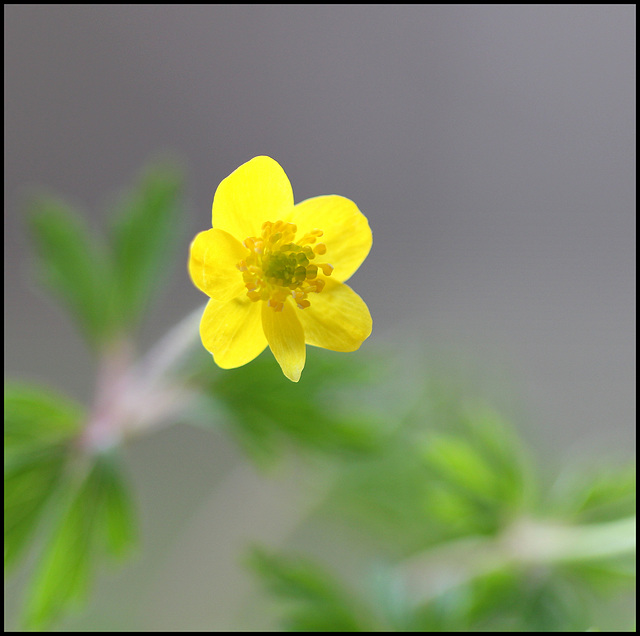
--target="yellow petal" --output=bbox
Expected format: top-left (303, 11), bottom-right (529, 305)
top-left (212, 156), bottom-right (294, 243)
top-left (261, 300), bottom-right (306, 382)
top-left (291, 195), bottom-right (372, 283)
top-left (200, 296), bottom-right (267, 369)
top-left (297, 278), bottom-right (372, 352)
top-left (188, 228), bottom-right (247, 301)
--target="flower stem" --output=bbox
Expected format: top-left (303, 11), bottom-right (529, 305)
top-left (135, 303), bottom-right (205, 386)
top-left (399, 515), bottom-right (636, 604)
top-left (79, 304), bottom-right (206, 453)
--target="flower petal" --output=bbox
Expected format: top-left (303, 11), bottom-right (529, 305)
top-left (188, 228), bottom-right (247, 301)
top-left (212, 156), bottom-right (294, 243)
top-left (200, 296), bottom-right (267, 369)
top-left (291, 195), bottom-right (372, 282)
top-left (261, 300), bottom-right (306, 382)
top-left (298, 279), bottom-right (372, 352)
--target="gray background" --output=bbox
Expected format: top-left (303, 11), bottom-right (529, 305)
top-left (4, 5), bottom-right (636, 630)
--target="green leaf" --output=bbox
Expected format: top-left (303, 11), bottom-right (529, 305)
top-left (248, 548), bottom-right (374, 631)
top-left (554, 464), bottom-right (637, 524)
top-left (422, 433), bottom-right (501, 503)
top-left (411, 406), bottom-right (534, 535)
top-left (405, 568), bottom-right (592, 632)
top-left (461, 407), bottom-right (533, 507)
top-left (565, 557), bottom-right (636, 591)
top-left (322, 403), bottom-right (534, 553)
top-left (27, 196), bottom-right (116, 347)
top-left (24, 469), bottom-right (97, 629)
top-left (4, 383), bottom-right (83, 454)
top-left (22, 454), bottom-right (137, 630)
top-left (325, 442), bottom-right (442, 554)
top-left (4, 383), bottom-right (84, 573)
top-left (94, 455), bottom-right (138, 558)
top-left (4, 445), bottom-right (68, 573)
top-left (197, 347), bottom-right (384, 464)
top-left (109, 161), bottom-right (183, 329)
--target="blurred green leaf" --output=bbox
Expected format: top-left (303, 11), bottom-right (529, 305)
top-left (195, 348), bottom-right (384, 465)
top-left (552, 463), bottom-right (636, 524)
top-left (462, 407), bottom-right (532, 507)
top-left (324, 441), bottom-right (440, 555)
top-left (422, 433), bottom-right (501, 503)
top-left (323, 402), bottom-right (534, 554)
top-left (23, 454), bottom-right (137, 630)
top-left (248, 548), bottom-right (375, 631)
top-left (4, 383), bottom-right (83, 455)
top-left (27, 196), bottom-right (116, 347)
top-left (109, 161), bottom-right (183, 330)
top-left (440, 569), bottom-right (591, 632)
top-left (419, 407), bottom-right (533, 535)
top-left (4, 383), bottom-right (84, 573)
top-left (475, 571), bottom-right (589, 632)
top-left (94, 455), bottom-right (138, 558)
top-left (4, 445), bottom-right (68, 574)
top-left (564, 557), bottom-right (636, 592)
top-left (24, 468), bottom-right (97, 629)
top-left (5, 383), bottom-right (137, 629)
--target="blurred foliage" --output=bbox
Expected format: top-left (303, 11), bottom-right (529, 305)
top-left (247, 380), bottom-right (636, 632)
top-left (308, 401), bottom-right (536, 557)
top-left (189, 345), bottom-right (386, 466)
top-left (27, 198), bottom-right (116, 347)
top-left (4, 384), bottom-right (83, 574)
top-left (24, 454), bottom-right (137, 630)
top-left (6, 161), bottom-right (179, 629)
top-left (248, 548), bottom-right (375, 632)
top-left (108, 163), bottom-right (183, 330)
top-left (548, 462), bottom-right (637, 524)
top-left (249, 554), bottom-right (604, 632)
top-left (4, 385), bottom-right (137, 630)
top-left (5, 159), bottom-right (635, 631)
top-left (404, 568), bottom-right (593, 632)
top-left (27, 160), bottom-right (182, 349)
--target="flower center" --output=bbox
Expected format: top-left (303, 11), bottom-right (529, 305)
top-left (237, 220), bottom-right (333, 312)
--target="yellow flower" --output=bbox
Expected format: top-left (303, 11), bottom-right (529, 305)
top-left (188, 156), bottom-right (372, 382)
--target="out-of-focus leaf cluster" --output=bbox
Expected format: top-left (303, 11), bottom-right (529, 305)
top-left (313, 396), bottom-right (536, 557)
top-left (5, 384), bottom-right (83, 573)
top-left (402, 568), bottom-right (593, 632)
top-left (27, 161), bottom-right (182, 348)
top-left (4, 385), bottom-right (137, 630)
top-left (549, 462), bottom-right (636, 524)
top-left (547, 462), bottom-right (637, 595)
top-left (189, 345), bottom-right (386, 465)
top-left (248, 375), bottom-right (636, 632)
top-left (249, 552), bottom-right (602, 632)
top-left (5, 163), bottom-right (178, 629)
top-left (248, 548), bottom-right (375, 632)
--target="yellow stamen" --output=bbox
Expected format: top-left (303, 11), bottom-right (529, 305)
top-left (237, 221), bottom-right (333, 311)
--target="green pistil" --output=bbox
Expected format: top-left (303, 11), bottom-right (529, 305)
top-left (264, 252), bottom-right (299, 286)
top-left (263, 244), bottom-right (315, 287)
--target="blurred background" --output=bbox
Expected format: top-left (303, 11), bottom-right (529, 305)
top-left (4, 5), bottom-right (635, 631)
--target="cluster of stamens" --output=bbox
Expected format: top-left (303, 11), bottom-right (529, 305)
top-left (237, 220), bottom-right (334, 311)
